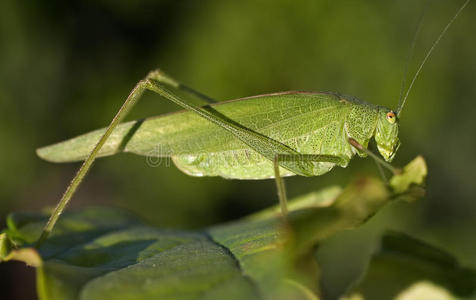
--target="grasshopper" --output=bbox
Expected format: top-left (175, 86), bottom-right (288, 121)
top-left (35, 0), bottom-right (471, 245)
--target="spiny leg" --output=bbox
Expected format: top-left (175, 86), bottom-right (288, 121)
top-left (273, 153), bottom-right (345, 216)
top-left (36, 70), bottom-right (214, 246)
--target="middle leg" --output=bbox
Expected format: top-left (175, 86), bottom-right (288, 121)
top-left (273, 153), bottom-right (345, 216)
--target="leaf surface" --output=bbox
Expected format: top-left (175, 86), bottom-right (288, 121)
top-left (1, 157), bottom-right (430, 300)
top-left (343, 232), bottom-right (476, 300)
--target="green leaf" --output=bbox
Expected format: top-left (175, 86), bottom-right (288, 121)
top-left (1, 157), bottom-right (428, 300)
top-left (390, 155), bottom-right (427, 195)
top-left (343, 231), bottom-right (476, 300)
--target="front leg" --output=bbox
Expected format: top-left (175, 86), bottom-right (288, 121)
top-left (348, 138), bottom-right (400, 175)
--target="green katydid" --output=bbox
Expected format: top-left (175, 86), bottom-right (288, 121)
top-left (35, 0), bottom-right (471, 246)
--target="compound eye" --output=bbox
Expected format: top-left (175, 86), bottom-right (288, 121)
top-left (386, 111), bottom-right (396, 124)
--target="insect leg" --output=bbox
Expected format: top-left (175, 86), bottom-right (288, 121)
top-left (273, 153), bottom-right (345, 216)
top-left (36, 71), bottom-right (201, 246)
top-left (374, 160), bottom-right (389, 184)
top-left (148, 70), bottom-right (217, 104)
top-left (348, 138), bottom-right (400, 175)
top-left (144, 80), bottom-right (314, 177)
top-left (273, 154), bottom-right (288, 216)
top-left (145, 80), bottom-right (344, 215)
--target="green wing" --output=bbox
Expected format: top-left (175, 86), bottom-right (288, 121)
top-left (37, 92), bottom-right (356, 179)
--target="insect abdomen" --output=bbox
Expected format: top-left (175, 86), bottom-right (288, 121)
top-left (172, 102), bottom-right (357, 179)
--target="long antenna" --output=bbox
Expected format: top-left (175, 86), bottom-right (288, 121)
top-left (396, 0), bottom-right (430, 112)
top-left (397, 0), bottom-right (471, 117)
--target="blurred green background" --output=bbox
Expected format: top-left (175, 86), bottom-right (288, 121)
top-left (1, 0), bottom-right (475, 299)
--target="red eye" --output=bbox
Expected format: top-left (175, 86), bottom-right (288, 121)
top-left (386, 111), bottom-right (396, 123)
